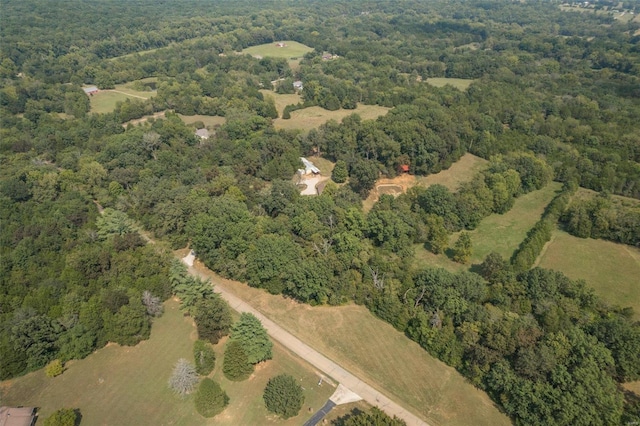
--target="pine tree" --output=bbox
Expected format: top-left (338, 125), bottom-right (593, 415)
top-left (222, 340), bottom-right (253, 381)
top-left (230, 313), bottom-right (272, 364)
top-left (194, 378), bottom-right (229, 418)
top-left (331, 160), bottom-right (348, 183)
top-left (263, 374), bottom-right (304, 419)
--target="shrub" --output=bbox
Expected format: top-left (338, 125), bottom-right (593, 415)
top-left (263, 374), bottom-right (304, 419)
top-left (194, 378), bottom-right (229, 417)
top-left (223, 340), bottom-right (253, 381)
top-left (43, 408), bottom-right (77, 426)
top-left (193, 340), bottom-right (216, 375)
top-left (45, 359), bottom-right (64, 378)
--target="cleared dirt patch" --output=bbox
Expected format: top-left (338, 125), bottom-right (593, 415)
top-left (363, 153), bottom-right (488, 211)
top-left (377, 184), bottom-right (403, 196)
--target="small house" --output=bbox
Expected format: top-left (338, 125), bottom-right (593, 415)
top-left (83, 86), bottom-right (99, 96)
top-left (298, 157), bottom-right (320, 175)
top-left (275, 42), bottom-right (286, 48)
top-left (398, 164), bottom-right (410, 174)
top-left (195, 128), bottom-right (209, 139)
top-left (293, 80), bottom-right (303, 91)
top-left (0, 407), bottom-right (37, 426)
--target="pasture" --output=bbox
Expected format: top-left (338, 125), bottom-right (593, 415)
top-left (536, 229), bottom-right (640, 320)
top-left (272, 104), bottom-right (390, 132)
top-left (242, 41), bottom-right (314, 60)
top-left (0, 299), bottom-right (334, 425)
top-left (414, 181), bottom-right (562, 270)
top-left (195, 264), bottom-right (511, 426)
top-left (259, 90), bottom-right (302, 116)
top-left (425, 78), bottom-right (474, 90)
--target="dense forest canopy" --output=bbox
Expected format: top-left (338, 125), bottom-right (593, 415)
top-left (2, 0), bottom-right (640, 424)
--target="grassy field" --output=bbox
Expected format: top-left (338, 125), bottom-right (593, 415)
top-left (88, 80), bottom-right (155, 114)
top-left (259, 90), bottom-right (302, 116)
top-left (425, 78), bottom-right (474, 90)
top-left (414, 182), bottom-right (562, 271)
top-left (195, 263), bottom-right (510, 426)
top-left (0, 299), bottom-right (334, 425)
top-left (624, 381), bottom-right (640, 396)
top-left (242, 41), bottom-right (314, 60)
top-left (177, 114), bottom-right (226, 128)
top-left (273, 104), bottom-right (390, 132)
top-left (536, 229), bottom-right (640, 320)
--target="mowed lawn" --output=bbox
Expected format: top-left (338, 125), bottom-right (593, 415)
top-left (414, 182), bottom-right (562, 271)
top-left (0, 299), bottom-right (334, 426)
top-left (536, 229), bottom-right (640, 320)
top-left (89, 81), bottom-right (154, 114)
top-left (425, 78), bottom-right (474, 90)
top-left (273, 104), bottom-right (390, 132)
top-left (197, 266), bottom-right (510, 426)
top-left (242, 40), bottom-right (313, 59)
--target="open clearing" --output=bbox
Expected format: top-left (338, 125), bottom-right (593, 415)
top-left (190, 260), bottom-right (510, 426)
top-left (414, 182), bottom-right (562, 271)
top-left (425, 78), bottom-right (474, 90)
top-left (0, 299), bottom-right (334, 425)
top-left (363, 153), bottom-right (488, 211)
top-left (273, 104), bottom-right (390, 132)
top-left (260, 90), bottom-right (303, 116)
top-left (89, 81), bottom-right (154, 114)
top-left (536, 229), bottom-right (640, 320)
top-left (178, 114), bottom-right (226, 128)
top-left (624, 381), bottom-right (640, 396)
top-left (242, 40), bottom-right (314, 60)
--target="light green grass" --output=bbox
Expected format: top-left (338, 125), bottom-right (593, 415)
top-left (414, 182), bottom-right (562, 270)
top-left (178, 114), bottom-right (226, 128)
top-left (273, 104), bottom-right (390, 132)
top-left (259, 90), bottom-right (303, 117)
top-left (425, 78), bottom-right (474, 90)
top-left (89, 91), bottom-right (132, 114)
top-left (536, 229), bottom-right (640, 320)
top-left (242, 41), bottom-right (314, 60)
top-left (197, 268), bottom-right (511, 426)
top-left (0, 299), bottom-right (334, 425)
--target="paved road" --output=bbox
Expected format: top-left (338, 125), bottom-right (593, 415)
top-left (303, 400), bottom-right (336, 426)
top-left (187, 265), bottom-right (430, 426)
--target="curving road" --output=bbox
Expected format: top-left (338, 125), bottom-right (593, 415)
top-left (186, 264), bottom-right (430, 426)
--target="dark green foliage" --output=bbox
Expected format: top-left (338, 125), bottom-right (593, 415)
top-left (194, 378), bottom-right (229, 418)
top-left (222, 340), bottom-right (253, 381)
top-left (43, 408), bottom-right (78, 426)
top-left (331, 160), bottom-right (348, 183)
top-left (452, 232), bottom-right (472, 264)
top-left (336, 407), bottom-right (407, 426)
top-left (263, 374), bottom-right (304, 419)
top-left (193, 340), bottom-right (216, 376)
top-left (230, 313), bottom-right (272, 365)
top-left (193, 296), bottom-right (232, 344)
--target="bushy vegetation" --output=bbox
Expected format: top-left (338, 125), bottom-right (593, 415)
top-left (230, 313), bottom-right (272, 365)
top-left (43, 408), bottom-right (78, 426)
top-left (222, 340), bottom-right (253, 381)
top-left (194, 378), bottom-right (229, 418)
top-left (333, 407), bottom-right (406, 426)
top-left (193, 340), bottom-right (216, 376)
top-left (263, 374), bottom-right (304, 419)
top-left (3, 0), bottom-right (640, 423)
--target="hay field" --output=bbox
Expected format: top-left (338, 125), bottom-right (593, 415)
top-left (194, 264), bottom-right (511, 426)
top-left (425, 78), bottom-right (474, 90)
top-left (536, 229), bottom-right (640, 320)
top-left (272, 104), bottom-right (390, 132)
